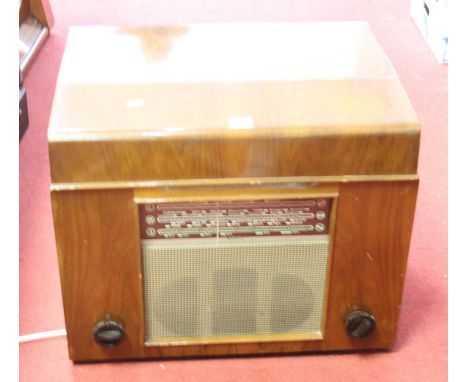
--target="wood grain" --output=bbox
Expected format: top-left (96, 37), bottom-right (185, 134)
top-left (133, 184), bottom-right (339, 203)
top-left (51, 190), bottom-right (145, 360)
top-left (51, 180), bottom-right (418, 361)
top-left (49, 174), bottom-right (419, 191)
top-left (19, 0), bottom-right (30, 26)
top-left (49, 131), bottom-right (419, 184)
top-left (48, 23), bottom-right (420, 361)
top-left (323, 180), bottom-right (418, 350)
top-left (48, 81), bottom-right (418, 138)
top-left (48, 24), bottom-right (420, 184)
top-left (29, 0), bottom-right (53, 28)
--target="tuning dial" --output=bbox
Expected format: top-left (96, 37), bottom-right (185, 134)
top-left (93, 318), bottom-right (124, 347)
top-left (345, 310), bottom-right (376, 339)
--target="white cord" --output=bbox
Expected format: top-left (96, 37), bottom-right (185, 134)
top-left (19, 329), bottom-right (67, 344)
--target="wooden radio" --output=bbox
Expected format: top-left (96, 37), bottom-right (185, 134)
top-left (48, 22), bottom-right (419, 362)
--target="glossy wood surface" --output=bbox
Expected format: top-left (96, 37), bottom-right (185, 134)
top-left (49, 81), bottom-right (418, 138)
top-left (49, 23), bottom-right (420, 361)
top-left (48, 23), bottom-right (419, 184)
top-left (133, 183), bottom-right (339, 203)
top-left (52, 189), bottom-right (145, 360)
top-left (50, 174), bottom-right (419, 191)
top-left (51, 180), bottom-right (418, 361)
top-left (49, 120), bottom-right (419, 183)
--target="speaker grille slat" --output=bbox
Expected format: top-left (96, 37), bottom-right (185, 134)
top-left (142, 237), bottom-right (329, 345)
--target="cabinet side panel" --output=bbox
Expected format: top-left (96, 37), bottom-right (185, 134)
top-left (324, 181), bottom-right (418, 349)
top-left (51, 190), bottom-right (145, 360)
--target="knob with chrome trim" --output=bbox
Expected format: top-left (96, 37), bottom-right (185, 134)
top-left (345, 310), bottom-right (376, 339)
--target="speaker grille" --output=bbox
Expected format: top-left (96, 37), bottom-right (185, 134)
top-left (142, 237), bottom-right (329, 345)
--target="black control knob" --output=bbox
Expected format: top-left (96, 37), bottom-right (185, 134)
top-left (345, 310), bottom-right (376, 339)
top-left (93, 318), bottom-right (124, 347)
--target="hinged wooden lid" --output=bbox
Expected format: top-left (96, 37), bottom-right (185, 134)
top-left (48, 22), bottom-right (420, 186)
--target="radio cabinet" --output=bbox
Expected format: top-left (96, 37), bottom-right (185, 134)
top-left (48, 22), bottom-right (419, 362)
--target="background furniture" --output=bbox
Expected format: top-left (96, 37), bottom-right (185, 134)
top-left (19, 0), bottom-right (53, 140)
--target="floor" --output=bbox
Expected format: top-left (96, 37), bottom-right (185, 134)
top-left (19, 1), bottom-right (447, 381)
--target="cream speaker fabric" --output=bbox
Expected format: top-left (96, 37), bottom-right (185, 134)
top-left (142, 236), bottom-right (329, 345)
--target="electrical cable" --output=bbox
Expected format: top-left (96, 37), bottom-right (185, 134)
top-left (19, 329), bottom-right (67, 343)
